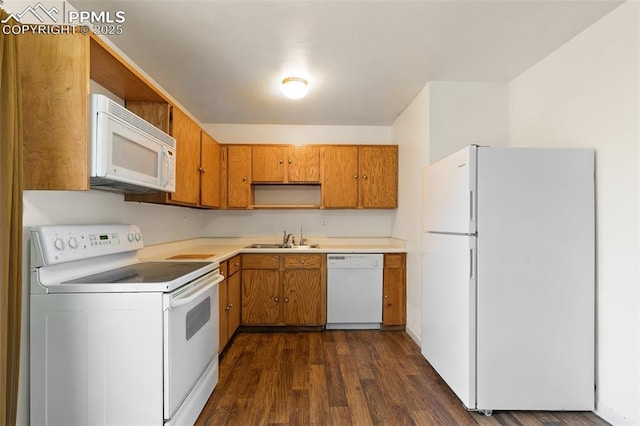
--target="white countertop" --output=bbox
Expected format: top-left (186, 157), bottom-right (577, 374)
top-left (139, 236), bottom-right (406, 264)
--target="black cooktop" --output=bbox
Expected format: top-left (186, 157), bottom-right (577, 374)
top-left (63, 261), bottom-right (212, 284)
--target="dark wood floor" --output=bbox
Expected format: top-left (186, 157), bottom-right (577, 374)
top-left (196, 330), bottom-right (608, 426)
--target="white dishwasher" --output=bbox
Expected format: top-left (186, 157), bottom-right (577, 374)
top-left (326, 253), bottom-right (384, 329)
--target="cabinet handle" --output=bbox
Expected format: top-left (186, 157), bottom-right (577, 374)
top-left (363, 175), bottom-right (368, 180)
top-left (229, 304), bottom-right (233, 308)
top-left (384, 294), bottom-right (388, 299)
top-left (288, 159), bottom-right (292, 164)
top-left (284, 298), bottom-right (289, 303)
top-left (279, 159), bottom-right (284, 164)
top-left (300, 260), bottom-right (305, 264)
top-left (234, 262), bottom-right (239, 267)
top-left (242, 176), bottom-right (248, 181)
top-left (198, 166), bottom-right (205, 173)
top-left (274, 297), bottom-right (279, 302)
top-left (225, 305), bottom-right (231, 311)
top-left (353, 174), bottom-right (358, 179)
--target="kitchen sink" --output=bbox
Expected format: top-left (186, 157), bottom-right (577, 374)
top-left (245, 243), bottom-right (320, 249)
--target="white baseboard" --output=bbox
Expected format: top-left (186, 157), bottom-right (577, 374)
top-left (595, 403), bottom-right (639, 426)
top-left (405, 325), bottom-right (421, 348)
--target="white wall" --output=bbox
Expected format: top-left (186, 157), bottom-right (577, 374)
top-left (391, 84), bottom-right (431, 340)
top-left (429, 82), bottom-right (509, 163)
top-left (391, 81), bottom-right (509, 343)
top-left (204, 123), bottom-right (391, 145)
top-left (509, 2), bottom-right (639, 424)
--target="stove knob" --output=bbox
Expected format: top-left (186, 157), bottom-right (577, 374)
top-left (127, 233), bottom-right (135, 242)
top-left (54, 238), bottom-right (65, 250)
top-left (135, 233), bottom-right (142, 241)
top-left (68, 237), bottom-right (78, 249)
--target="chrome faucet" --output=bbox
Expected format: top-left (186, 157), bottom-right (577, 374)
top-left (283, 231), bottom-right (293, 247)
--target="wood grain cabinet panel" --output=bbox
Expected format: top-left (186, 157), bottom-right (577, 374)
top-left (359, 146), bottom-right (398, 208)
top-left (321, 145), bottom-right (398, 209)
top-left (383, 253), bottom-right (406, 326)
top-left (321, 146), bottom-right (359, 208)
top-left (241, 254), bottom-right (326, 326)
top-left (170, 107), bottom-right (202, 205)
top-left (227, 145), bottom-right (252, 208)
top-left (283, 269), bottom-right (323, 325)
top-left (125, 102), bottom-right (171, 133)
top-left (282, 254), bottom-right (326, 325)
top-left (287, 146), bottom-right (320, 182)
top-left (219, 255), bottom-right (242, 353)
top-left (252, 146), bottom-right (287, 182)
top-left (252, 145), bottom-right (319, 183)
top-left (200, 131), bottom-right (221, 208)
top-left (19, 33), bottom-right (90, 190)
top-left (218, 263), bottom-right (229, 353)
top-left (241, 255), bottom-right (280, 325)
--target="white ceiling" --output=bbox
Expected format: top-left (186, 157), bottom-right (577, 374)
top-left (71, 0), bottom-right (622, 126)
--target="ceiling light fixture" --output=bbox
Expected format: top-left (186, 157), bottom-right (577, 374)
top-left (281, 77), bottom-right (309, 99)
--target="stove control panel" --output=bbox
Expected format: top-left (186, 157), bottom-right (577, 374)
top-left (31, 224), bottom-right (144, 266)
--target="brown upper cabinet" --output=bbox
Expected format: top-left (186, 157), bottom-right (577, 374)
top-left (252, 146), bottom-right (320, 183)
top-left (226, 145), bottom-right (252, 208)
top-left (321, 145), bottom-right (398, 209)
top-left (168, 109), bottom-right (221, 208)
top-left (170, 108), bottom-right (202, 205)
top-left (19, 33), bottom-right (170, 190)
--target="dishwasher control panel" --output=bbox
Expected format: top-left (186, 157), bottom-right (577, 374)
top-left (327, 254), bottom-right (383, 269)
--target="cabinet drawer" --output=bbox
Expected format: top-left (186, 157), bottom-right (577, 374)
top-left (242, 254), bottom-right (280, 269)
top-left (219, 260), bottom-right (228, 278)
top-left (384, 253), bottom-right (405, 269)
top-left (284, 254), bottom-right (322, 269)
top-left (228, 255), bottom-right (241, 275)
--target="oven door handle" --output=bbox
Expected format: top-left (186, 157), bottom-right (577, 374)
top-left (169, 273), bottom-right (224, 310)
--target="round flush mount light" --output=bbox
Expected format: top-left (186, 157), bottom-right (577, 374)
top-left (281, 77), bottom-right (309, 99)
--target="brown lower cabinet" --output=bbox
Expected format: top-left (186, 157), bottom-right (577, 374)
top-left (383, 253), bottom-right (406, 326)
top-left (241, 254), bottom-right (326, 326)
top-left (219, 255), bottom-right (241, 352)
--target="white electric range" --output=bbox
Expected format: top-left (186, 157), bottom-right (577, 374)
top-left (30, 224), bottom-right (223, 426)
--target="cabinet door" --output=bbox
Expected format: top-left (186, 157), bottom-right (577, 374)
top-left (383, 254), bottom-right (406, 326)
top-left (170, 108), bottom-right (201, 205)
top-left (227, 270), bottom-right (242, 336)
top-left (287, 146), bottom-right (320, 182)
top-left (200, 131), bottom-right (221, 208)
top-left (359, 146), bottom-right (398, 209)
top-left (252, 146), bottom-right (286, 182)
top-left (321, 146), bottom-right (358, 208)
top-left (359, 146), bottom-right (398, 208)
top-left (218, 276), bottom-right (229, 352)
top-left (283, 269), bottom-right (323, 325)
top-left (227, 145), bottom-right (252, 208)
top-left (242, 269), bottom-right (280, 325)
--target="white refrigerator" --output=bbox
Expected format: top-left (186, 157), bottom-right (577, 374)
top-left (421, 145), bottom-right (594, 413)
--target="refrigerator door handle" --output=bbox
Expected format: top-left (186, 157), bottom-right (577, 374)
top-left (470, 248), bottom-right (474, 279)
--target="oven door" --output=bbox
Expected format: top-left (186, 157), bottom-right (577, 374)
top-left (163, 269), bottom-right (223, 420)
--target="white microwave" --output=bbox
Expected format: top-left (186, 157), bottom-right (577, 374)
top-left (90, 94), bottom-right (176, 194)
